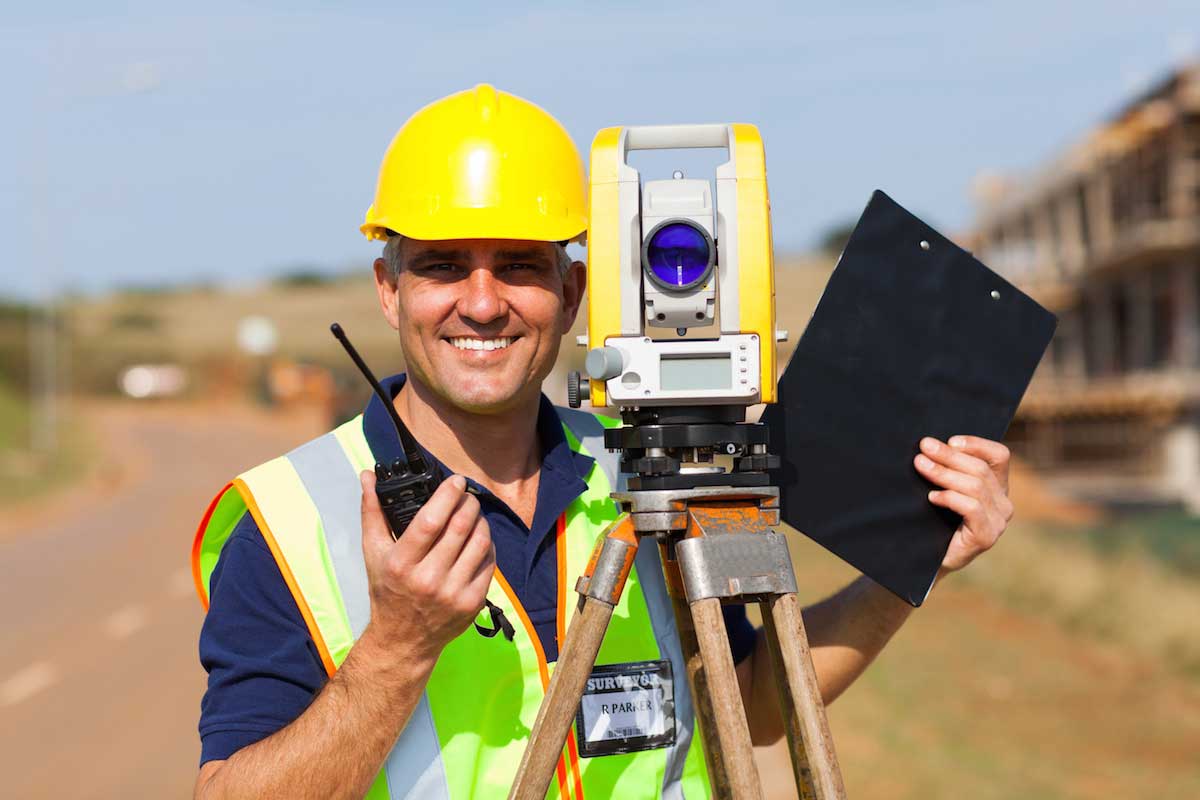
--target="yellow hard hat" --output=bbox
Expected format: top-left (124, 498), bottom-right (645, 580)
top-left (361, 84), bottom-right (587, 243)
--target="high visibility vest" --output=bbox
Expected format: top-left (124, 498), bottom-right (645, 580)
top-left (191, 407), bottom-right (712, 799)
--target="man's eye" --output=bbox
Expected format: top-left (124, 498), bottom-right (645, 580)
top-left (418, 263), bottom-right (458, 274)
top-left (505, 262), bottom-right (541, 272)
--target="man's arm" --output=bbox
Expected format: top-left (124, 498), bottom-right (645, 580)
top-left (195, 473), bottom-right (495, 800)
top-left (196, 624), bottom-right (437, 799)
top-left (739, 435), bottom-right (1013, 745)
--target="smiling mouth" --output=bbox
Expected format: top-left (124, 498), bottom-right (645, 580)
top-left (445, 336), bottom-right (518, 352)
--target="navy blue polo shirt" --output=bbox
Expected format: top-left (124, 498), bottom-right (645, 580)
top-left (197, 374), bottom-right (757, 765)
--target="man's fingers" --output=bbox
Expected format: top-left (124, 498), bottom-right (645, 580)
top-left (919, 437), bottom-right (992, 477)
top-left (914, 451), bottom-right (993, 499)
top-left (447, 517), bottom-right (494, 588)
top-left (423, 493), bottom-right (483, 573)
top-left (928, 489), bottom-right (1001, 549)
top-left (947, 434), bottom-right (1011, 466)
top-left (396, 474), bottom-right (469, 561)
top-left (463, 542), bottom-right (496, 607)
top-left (946, 435), bottom-right (1012, 490)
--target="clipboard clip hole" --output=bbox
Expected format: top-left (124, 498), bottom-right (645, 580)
top-left (919, 240), bottom-right (930, 251)
top-left (990, 290), bottom-right (1001, 300)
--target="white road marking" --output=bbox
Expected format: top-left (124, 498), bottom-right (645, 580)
top-left (1, 662), bottom-right (59, 708)
top-left (168, 567), bottom-right (194, 598)
top-left (103, 604), bottom-right (149, 640)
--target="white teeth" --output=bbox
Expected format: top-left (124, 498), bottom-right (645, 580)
top-left (449, 336), bottom-right (512, 351)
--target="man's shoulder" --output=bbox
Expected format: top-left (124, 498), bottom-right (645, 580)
top-left (238, 414), bottom-right (366, 482)
top-left (551, 405), bottom-right (621, 434)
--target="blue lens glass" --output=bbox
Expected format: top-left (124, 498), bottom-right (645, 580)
top-left (645, 223), bottom-right (711, 288)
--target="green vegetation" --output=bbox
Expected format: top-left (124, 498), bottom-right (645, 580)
top-left (0, 300), bottom-right (33, 389)
top-left (817, 220), bottom-right (857, 256)
top-left (108, 309), bottom-right (162, 331)
top-left (0, 300), bottom-right (93, 506)
top-left (956, 517), bottom-right (1200, 677)
top-left (776, 523), bottom-right (1200, 799)
top-left (1075, 509), bottom-right (1200, 577)
top-left (0, 379), bottom-right (91, 507)
top-left (272, 267), bottom-right (340, 288)
top-left (0, 378), bottom-right (30, 452)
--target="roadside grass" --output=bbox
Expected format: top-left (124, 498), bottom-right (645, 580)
top-left (762, 527), bottom-right (1200, 799)
top-left (0, 378), bottom-right (30, 451)
top-left (955, 517), bottom-right (1200, 677)
top-left (1073, 509), bottom-right (1200, 577)
top-left (0, 380), bottom-right (91, 507)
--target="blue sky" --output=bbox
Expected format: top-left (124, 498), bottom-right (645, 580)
top-left (1, 1), bottom-right (1196, 300)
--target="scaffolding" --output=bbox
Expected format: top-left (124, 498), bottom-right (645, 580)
top-left (969, 63), bottom-right (1200, 511)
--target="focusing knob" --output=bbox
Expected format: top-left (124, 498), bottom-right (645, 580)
top-left (585, 346), bottom-right (625, 381)
top-left (567, 371), bottom-right (590, 408)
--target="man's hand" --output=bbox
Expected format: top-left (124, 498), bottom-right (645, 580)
top-left (359, 471), bottom-right (496, 662)
top-left (914, 435), bottom-right (1014, 573)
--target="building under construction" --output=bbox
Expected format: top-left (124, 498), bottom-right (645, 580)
top-left (970, 63), bottom-right (1200, 511)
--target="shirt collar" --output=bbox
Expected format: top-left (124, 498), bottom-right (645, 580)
top-left (361, 373), bottom-right (595, 499)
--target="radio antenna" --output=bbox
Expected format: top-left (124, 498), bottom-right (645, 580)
top-left (330, 323), bottom-right (429, 473)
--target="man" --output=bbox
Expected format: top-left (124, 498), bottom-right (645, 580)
top-left (192, 85), bottom-right (1014, 799)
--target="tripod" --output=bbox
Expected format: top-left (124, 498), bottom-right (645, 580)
top-left (508, 481), bottom-right (846, 799)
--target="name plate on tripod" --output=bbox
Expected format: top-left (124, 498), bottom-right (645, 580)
top-left (573, 660), bottom-right (676, 758)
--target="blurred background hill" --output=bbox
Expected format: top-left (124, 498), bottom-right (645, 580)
top-left (3, 3), bottom-right (1199, 798)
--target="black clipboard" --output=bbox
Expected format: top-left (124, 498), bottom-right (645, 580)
top-left (761, 190), bottom-right (1057, 605)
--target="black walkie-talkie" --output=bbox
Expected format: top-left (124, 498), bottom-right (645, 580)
top-left (331, 323), bottom-right (442, 536)
top-left (330, 323), bottom-right (514, 641)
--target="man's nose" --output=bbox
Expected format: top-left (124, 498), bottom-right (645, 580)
top-left (458, 268), bottom-right (507, 324)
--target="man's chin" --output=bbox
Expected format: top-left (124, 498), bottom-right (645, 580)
top-left (435, 375), bottom-right (534, 415)
top-left (445, 390), bottom-right (528, 415)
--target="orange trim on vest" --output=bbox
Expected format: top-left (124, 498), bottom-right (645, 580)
top-left (191, 482), bottom-right (232, 609)
top-left (556, 513), bottom-right (568, 645)
top-left (554, 513), bottom-right (586, 800)
top-left (492, 562), bottom-right (573, 799)
top-left (564, 726), bottom-right (585, 800)
top-left (233, 478), bottom-right (339, 678)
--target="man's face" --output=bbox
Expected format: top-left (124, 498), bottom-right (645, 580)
top-left (374, 238), bottom-right (585, 415)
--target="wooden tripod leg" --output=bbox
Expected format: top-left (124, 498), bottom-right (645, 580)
top-left (509, 595), bottom-right (615, 800)
top-left (660, 541), bottom-right (732, 797)
top-left (670, 592), bottom-right (732, 797)
top-left (760, 593), bottom-right (846, 800)
top-left (508, 516), bottom-right (639, 800)
top-left (691, 597), bottom-right (764, 800)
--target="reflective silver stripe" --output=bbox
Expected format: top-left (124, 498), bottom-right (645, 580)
top-left (555, 406), bottom-right (626, 492)
top-left (384, 700), bottom-right (451, 800)
top-left (556, 407), bottom-right (692, 799)
top-left (287, 432), bottom-right (450, 800)
top-left (288, 435), bottom-right (370, 638)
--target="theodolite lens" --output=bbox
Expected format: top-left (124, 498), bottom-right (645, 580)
top-left (643, 220), bottom-right (715, 291)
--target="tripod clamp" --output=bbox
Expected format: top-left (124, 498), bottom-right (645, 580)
top-left (574, 486), bottom-right (795, 608)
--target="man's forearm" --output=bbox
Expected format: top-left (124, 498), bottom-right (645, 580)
top-left (803, 574), bottom-right (919, 705)
top-left (741, 573), bottom-right (926, 745)
top-left (195, 627), bottom-right (434, 800)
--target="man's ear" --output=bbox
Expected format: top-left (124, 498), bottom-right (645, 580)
top-left (560, 259), bottom-right (587, 333)
top-left (373, 258), bottom-right (401, 331)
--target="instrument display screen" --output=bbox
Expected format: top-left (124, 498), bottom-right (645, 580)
top-left (659, 354), bottom-right (731, 391)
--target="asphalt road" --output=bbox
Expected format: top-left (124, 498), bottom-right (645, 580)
top-left (0, 401), bottom-right (324, 799)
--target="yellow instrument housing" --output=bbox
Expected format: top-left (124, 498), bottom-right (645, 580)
top-left (586, 123), bottom-right (776, 407)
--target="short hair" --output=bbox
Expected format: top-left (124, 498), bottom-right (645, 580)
top-left (382, 234), bottom-right (572, 280)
